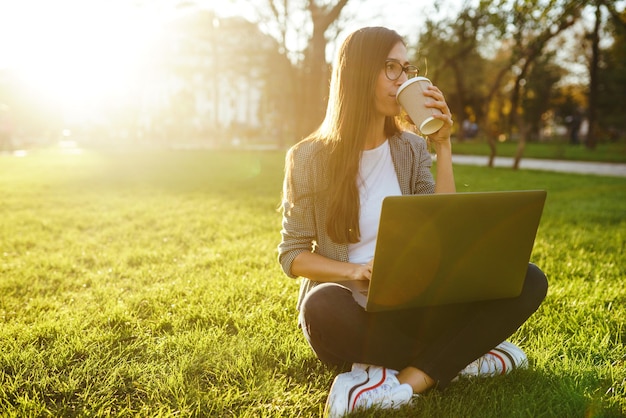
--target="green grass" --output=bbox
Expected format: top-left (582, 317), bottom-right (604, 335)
top-left (451, 138), bottom-right (626, 163)
top-left (0, 147), bottom-right (624, 417)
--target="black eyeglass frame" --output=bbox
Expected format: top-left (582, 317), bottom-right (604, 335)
top-left (384, 59), bottom-right (420, 81)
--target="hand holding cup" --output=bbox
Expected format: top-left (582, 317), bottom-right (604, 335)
top-left (396, 77), bottom-right (444, 135)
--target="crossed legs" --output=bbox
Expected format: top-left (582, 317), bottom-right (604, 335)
top-left (299, 263), bottom-right (548, 390)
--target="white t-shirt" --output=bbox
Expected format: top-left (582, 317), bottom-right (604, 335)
top-left (348, 140), bottom-right (401, 264)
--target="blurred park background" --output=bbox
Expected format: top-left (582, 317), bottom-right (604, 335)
top-left (0, 0), bottom-right (625, 162)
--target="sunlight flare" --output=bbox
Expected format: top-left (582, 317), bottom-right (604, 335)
top-left (0, 1), bottom-right (169, 121)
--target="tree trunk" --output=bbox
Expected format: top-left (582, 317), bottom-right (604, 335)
top-left (487, 135), bottom-right (497, 168)
top-left (300, 0), bottom-right (349, 138)
top-left (303, 26), bottom-right (329, 136)
top-left (450, 61), bottom-right (468, 142)
top-left (513, 114), bottom-right (527, 170)
top-left (586, 2), bottom-right (601, 149)
top-left (477, 66), bottom-right (509, 168)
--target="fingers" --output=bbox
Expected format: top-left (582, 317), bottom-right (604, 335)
top-left (424, 85), bottom-right (454, 134)
top-left (425, 85), bottom-right (451, 117)
top-left (403, 84), bottom-right (453, 137)
top-left (359, 262), bottom-right (373, 280)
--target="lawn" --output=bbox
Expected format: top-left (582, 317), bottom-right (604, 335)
top-left (0, 147), bottom-right (624, 417)
top-left (451, 138), bottom-right (626, 163)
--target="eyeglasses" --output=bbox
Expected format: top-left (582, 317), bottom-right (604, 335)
top-left (384, 60), bottom-right (419, 81)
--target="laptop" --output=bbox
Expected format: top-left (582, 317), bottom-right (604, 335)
top-left (345, 190), bottom-right (546, 312)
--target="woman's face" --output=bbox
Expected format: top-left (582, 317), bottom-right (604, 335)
top-left (374, 41), bottom-right (410, 118)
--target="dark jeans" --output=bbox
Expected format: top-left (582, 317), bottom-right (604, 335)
top-left (299, 263), bottom-right (548, 388)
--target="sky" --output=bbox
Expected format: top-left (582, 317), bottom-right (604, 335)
top-left (0, 0), bottom-right (459, 124)
top-left (0, 0), bottom-right (184, 116)
top-left (0, 0), bottom-right (458, 71)
top-left (2, 0), bottom-right (624, 131)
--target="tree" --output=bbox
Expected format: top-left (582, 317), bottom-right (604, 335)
top-left (586, 0), bottom-right (602, 149)
top-left (492, 0), bottom-right (583, 168)
top-left (247, 0), bottom-right (351, 140)
top-left (521, 52), bottom-right (565, 141)
top-left (585, 0), bottom-right (626, 148)
top-left (154, 9), bottom-right (291, 144)
top-left (416, 4), bottom-right (497, 143)
top-left (304, 0), bottom-right (349, 135)
top-left (596, 5), bottom-right (626, 140)
top-left (416, 1), bottom-right (517, 167)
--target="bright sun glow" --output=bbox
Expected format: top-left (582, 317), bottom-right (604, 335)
top-left (1, 1), bottom-right (159, 120)
top-left (0, 0), bottom-right (239, 125)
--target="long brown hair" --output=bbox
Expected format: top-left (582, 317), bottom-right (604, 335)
top-left (315, 27), bottom-right (403, 244)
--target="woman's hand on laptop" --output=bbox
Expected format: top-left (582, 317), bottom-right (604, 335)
top-left (348, 260), bottom-right (374, 281)
top-left (292, 252), bottom-right (373, 283)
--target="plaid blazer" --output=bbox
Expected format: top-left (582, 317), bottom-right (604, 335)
top-left (278, 131), bottom-right (436, 310)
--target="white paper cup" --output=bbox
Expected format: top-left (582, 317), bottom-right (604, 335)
top-left (396, 76), bottom-right (444, 135)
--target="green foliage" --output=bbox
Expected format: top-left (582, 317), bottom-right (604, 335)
top-left (0, 149), bottom-right (624, 417)
top-left (598, 7), bottom-right (626, 131)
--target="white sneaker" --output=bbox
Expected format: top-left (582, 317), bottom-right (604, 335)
top-left (458, 341), bottom-right (528, 378)
top-left (324, 365), bottom-right (413, 417)
top-left (350, 363), bottom-right (370, 373)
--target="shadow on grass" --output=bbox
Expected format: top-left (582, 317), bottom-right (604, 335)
top-left (337, 368), bottom-right (624, 418)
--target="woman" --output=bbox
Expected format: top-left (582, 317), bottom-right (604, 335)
top-left (278, 26), bottom-right (547, 416)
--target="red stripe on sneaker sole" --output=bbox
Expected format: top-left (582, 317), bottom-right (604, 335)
top-left (351, 368), bottom-right (387, 411)
top-left (345, 373), bottom-right (371, 409)
top-left (488, 350), bottom-right (507, 375)
top-left (493, 346), bottom-right (519, 372)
